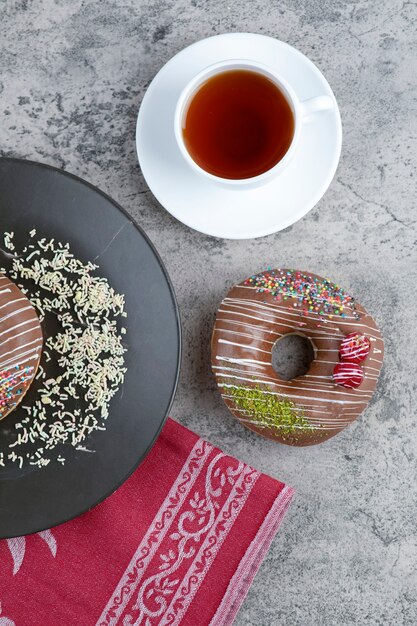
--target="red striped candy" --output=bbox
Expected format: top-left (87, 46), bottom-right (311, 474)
top-left (333, 362), bottom-right (364, 388)
top-left (339, 332), bottom-right (371, 363)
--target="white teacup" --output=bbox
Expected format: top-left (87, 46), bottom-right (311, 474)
top-left (174, 59), bottom-right (334, 188)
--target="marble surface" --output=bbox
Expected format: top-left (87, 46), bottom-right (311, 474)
top-left (1, 1), bottom-right (416, 624)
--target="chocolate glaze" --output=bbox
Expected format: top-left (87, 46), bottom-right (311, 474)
top-left (0, 274), bottom-right (43, 420)
top-left (211, 269), bottom-right (384, 446)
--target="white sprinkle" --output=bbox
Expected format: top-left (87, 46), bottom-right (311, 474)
top-left (2, 230), bottom-right (127, 469)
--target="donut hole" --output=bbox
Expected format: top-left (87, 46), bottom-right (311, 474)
top-left (271, 333), bottom-right (315, 381)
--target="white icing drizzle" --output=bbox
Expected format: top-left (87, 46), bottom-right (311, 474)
top-left (218, 338), bottom-right (271, 354)
top-left (0, 318), bottom-right (37, 338)
top-left (0, 324), bottom-right (41, 348)
top-left (0, 297), bottom-right (27, 311)
top-left (0, 305), bottom-right (35, 324)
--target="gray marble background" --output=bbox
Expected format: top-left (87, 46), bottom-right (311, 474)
top-left (1, 1), bottom-right (416, 624)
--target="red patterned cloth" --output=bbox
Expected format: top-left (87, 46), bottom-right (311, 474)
top-left (0, 418), bottom-right (293, 626)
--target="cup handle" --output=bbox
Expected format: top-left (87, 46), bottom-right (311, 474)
top-left (299, 95), bottom-right (334, 121)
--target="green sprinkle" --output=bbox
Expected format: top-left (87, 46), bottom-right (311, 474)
top-left (222, 382), bottom-right (317, 435)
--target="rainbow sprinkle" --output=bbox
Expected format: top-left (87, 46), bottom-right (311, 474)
top-left (245, 269), bottom-right (359, 319)
top-left (0, 365), bottom-right (32, 412)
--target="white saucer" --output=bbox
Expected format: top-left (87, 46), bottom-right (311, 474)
top-left (136, 33), bottom-right (342, 239)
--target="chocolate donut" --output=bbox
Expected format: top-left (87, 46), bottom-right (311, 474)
top-left (0, 274), bottom-right (43, 421)
top-left (211, 269), bottom-right (383, 446)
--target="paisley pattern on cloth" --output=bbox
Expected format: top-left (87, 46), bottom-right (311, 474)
top-left (6, 531), bottom-right (57, 576)
top-left (0, 418), bottom-right (293, 626)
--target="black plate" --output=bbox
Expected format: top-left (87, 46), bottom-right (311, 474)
top-left (0, 158), bottom-right (181, 538)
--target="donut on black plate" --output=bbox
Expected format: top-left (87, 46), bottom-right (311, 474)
top-left (0, 274), bottom-right (43, 421)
